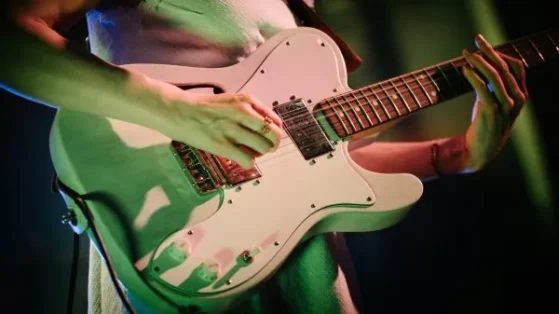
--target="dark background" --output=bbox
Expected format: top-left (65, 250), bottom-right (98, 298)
top-left (2, 0), bottom-right (558, 313)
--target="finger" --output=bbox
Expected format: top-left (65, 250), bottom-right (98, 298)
top-left (218, 141), bottom-right (255, 169)
top-left (463, 49), bottom-right (514, 112)
top-left (462, 65), bottom-right (497, 113)
top-left (470, 100), bottom-right (480, 122)
top-left (500, 55), bottom-right (528, 119)
top-left (501, 54), bottom-right (528, 103)
top-left (474, 34), bottom-right (510, 72)
top-left (235, 104), bottom-right (283, 150)
top-left (244, 95), bottom-right (283, 127)
top-left (475, 35), bottom-right (526, 105)
top-left (227, 124), bottom-right (275, 156)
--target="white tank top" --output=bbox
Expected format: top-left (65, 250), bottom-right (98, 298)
top-left (86, 0), bottom-right (310, 67)
top-left (85, 1), bottom-right (364, 313)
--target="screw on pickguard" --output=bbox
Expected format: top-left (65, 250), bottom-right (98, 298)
top-left (172, 141), bottom-right (262, 193)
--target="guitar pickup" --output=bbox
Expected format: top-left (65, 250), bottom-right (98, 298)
top-left (274, 98), bottom-right (334, 160)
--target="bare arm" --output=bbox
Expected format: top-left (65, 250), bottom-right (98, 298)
top-left (0, 3), bottom-right (283, 168)
top-left (350, 136), bottom-right (471, 181)
top-left (350, 34), bottom-right (528, 182)
top-left (1, 16), bottom-right (171, 128)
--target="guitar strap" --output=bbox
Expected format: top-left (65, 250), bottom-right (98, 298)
top-left (285, 0), bottom-right (363, 74)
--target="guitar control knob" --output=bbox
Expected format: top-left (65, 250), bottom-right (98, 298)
top-left (237, 248), bottom-right (260, 266)
top-left (241, 250), bottom-right (253, 263)
top-left (197, 259), bottom-right (220, 283)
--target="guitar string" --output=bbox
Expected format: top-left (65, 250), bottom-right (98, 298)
top-left (251, 37), bottom-right (557, 166)
top-left (177, 35), bottom-right (554, 167)
top-left (270, 36), bottom-right (554, 145)
top-left (276, 36), bottom-right (551, 131)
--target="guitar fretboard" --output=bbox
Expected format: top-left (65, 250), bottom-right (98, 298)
top-left (317, 29), bottom-right (559, 139)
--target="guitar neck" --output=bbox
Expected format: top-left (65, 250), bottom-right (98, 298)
top-left (317, 29), bottom-right (559, 139)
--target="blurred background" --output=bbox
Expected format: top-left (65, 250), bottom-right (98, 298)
top-left (2, 0), bottom-right (558, 313)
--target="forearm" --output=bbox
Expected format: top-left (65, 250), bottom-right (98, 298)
top-left (0, 18), bottom-right (177, 132)
top-left (349, 136), bottom-right (473, 181)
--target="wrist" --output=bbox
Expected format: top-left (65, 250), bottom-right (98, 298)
top-left (432, 135), bottom-right (473, 176)
top-left (123, 69), bottom-right (185, 132)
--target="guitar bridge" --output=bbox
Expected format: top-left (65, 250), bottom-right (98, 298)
top-left (172, 141), bottom-right (262, 193)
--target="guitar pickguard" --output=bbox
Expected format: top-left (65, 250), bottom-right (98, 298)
top-left (148, 140), bottom-right (375, 293)
top-left (139, 30), bottom-right (418, 296)
top-left (51, 27), bottom-right (423, 314)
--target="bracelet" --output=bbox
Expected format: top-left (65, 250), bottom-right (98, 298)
top-left (431, 143), bottom-right (445, 177)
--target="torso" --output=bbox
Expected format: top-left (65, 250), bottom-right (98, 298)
top-left (87, 0), bottom-right (299, 67)
top-left (86, 1), bottom-right (364, 313)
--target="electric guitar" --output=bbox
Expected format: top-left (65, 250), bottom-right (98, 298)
top-left (50, 27), bottom-right (558, 313)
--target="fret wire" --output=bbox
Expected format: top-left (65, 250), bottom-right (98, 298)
top-left (312, 34), bottom-right (554, 134)
top-left (325, 98), bottom-right (350, 136)
top-left (422, 68), bottom-right (440, 97)
top-left (510, 43), bottom-right (528, 67)
top-left (399, 74), bottom-right (422, 109)
top-left (333, 97), bottom-right (357, 133)
top-left (322, 100), bottom-right (345, 137)
top-left (546, 33), bottom-right (559, 51)
top-left (358, 89), bottom-right (383, 123)
top-left (341, 94), bottom-right (366, 130)
top-left (536, 33), bottom-right (559, 58)
top-left (411, 72), bottom-right (434, 105)
top-left (378, 83), bottom-right (401, 116)
top-left (435, 64), bottom-right (458, 97)
top-left (527, 37), bottom-right (545, 62)
top-left (388, 79), bottom-right (412, 112)
top-left (449, 60), bottom-right (470, 93)
top-left (270, 35), bottom-right (559, 150)
top-left (349, 92), bottom-right (375, 127)
top-left (368, 86), bottom-right (392, 119)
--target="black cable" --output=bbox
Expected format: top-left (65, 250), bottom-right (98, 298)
top-left (52, 175), bottom-right (205, 314)
top-left (53, 175), bottom-right (81, 314)
top-left (66, 232), bottom-right (80, 314)
top-left (85, 206), bottom-right (137, 314)
top-left (53, 176), bottom-right (136, 314)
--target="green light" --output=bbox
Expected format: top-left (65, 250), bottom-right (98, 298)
top-left (467, 0), bottom-right (556, 237)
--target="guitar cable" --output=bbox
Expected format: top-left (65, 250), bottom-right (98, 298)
top-left (67, 231), bottom-right (80, 314)
top-left (51, 175), bottom-right (136, 314)
top-left (51, 175), bottom-right (204, 314)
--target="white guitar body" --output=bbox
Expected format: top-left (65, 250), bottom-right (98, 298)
top-left (51, 27), bottom-right (423, 313)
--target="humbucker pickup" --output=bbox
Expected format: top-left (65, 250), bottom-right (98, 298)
top-left (274, 98), bottom-right (334, 160)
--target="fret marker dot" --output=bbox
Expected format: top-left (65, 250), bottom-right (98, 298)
top-left (391, 94), bottom-right (398, 100)
top-left (419, 74), bottom-right (426, 80)
top-left (430, 91), bottom-right (437, 97)
top-left (372, 100), bottom-right (378, 106)
top-left (355, 107), bottom-right (361, 112)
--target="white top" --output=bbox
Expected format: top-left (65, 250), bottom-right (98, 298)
top-left (85, 1), bottom-right (363, 313)
top-left (87, 0), bottom-right (312, 67)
